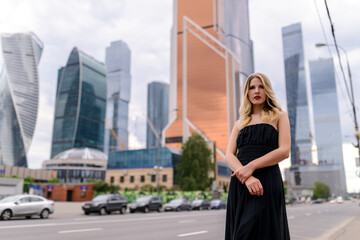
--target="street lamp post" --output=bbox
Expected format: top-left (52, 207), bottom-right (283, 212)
top-left (316, 43), bottom-right (360, 164)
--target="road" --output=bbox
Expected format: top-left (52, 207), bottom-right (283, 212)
top-left (0, 201), bottom-right (358, 240)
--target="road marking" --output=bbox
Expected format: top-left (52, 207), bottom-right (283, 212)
top-left (178, 220), bottom-right (196, 223)
top-left (74, 217), bottom-right (99, 221)
top-left (315, 216), bottom-right (357, 240)
top-left (58, 228), bottom-right (102, 234)
top-left (288, 216), bottom-right (295, 219)
top-left (305, 213), bottom-right (311, 216)
top-left (0, 212), bottom-right (220, 230)
top-left (178, 230), bottom-right (208, 237)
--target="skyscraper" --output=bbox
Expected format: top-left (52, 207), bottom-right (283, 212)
top-left (0, 32), bottom-right (43, 167)
top-left (104, 40), bottom-right (131, 154)
top-left (147, 81), bottom-right (169, 148)
top-left (51, 47), bottom-right (106, 157)
top-left (164, 0), bottom-right (253, 189)
top-left (282, 23), bottom-right (312, 166)
top-left (309, 58), bottom-right (347, 195)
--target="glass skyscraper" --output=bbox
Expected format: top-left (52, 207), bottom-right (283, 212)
top-left (0, 32), bottom-right (43, 167)
top-left (51, 47), bottom-right (106, 157)
top-left (104, 41), bottom-right (131, 154)
top-left (309, 58), bottom-right (346, 195)
top-left (146, 81), bottom-right (169, 148)
top-left (282, 23), bottom-right (312, 166)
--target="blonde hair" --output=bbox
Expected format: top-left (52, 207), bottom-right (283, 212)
top-left (237, 72), bottom-right (282, 130)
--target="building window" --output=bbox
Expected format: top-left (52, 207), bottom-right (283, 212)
top-left (141, 175), bottom-right (145, 182)
top-left (162, 175), bottom-right (167, 182)
top-left (151, 175), bottom-right (156, 182)
top-left (110, 176), bottom-right (114, 184)
top-left (120, 176), bottom-right (124, 183)
top-left (130, 176), bottom-right (134, 183)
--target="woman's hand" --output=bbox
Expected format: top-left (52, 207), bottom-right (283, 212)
top-left (245, 176), bottom-right (263, 196)
top-left (231, 163), bottom-right (255, 184)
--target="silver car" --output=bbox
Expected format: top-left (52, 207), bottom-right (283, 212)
top-left (0, 194), bottom-right (54, 220)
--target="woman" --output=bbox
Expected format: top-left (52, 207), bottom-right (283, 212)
top-left (225, 72), bottom-right (291, 240)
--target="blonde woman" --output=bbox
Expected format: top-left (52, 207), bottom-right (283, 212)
top-left (225, 73), bottom-right (291, 240)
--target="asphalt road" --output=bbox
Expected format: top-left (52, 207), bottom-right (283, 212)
top-left (0, 201), bottom-right (359, 240)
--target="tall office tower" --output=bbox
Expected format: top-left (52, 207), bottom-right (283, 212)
top-left (147, 82), bottom-right (169, 148)
top-left (164, 0), bottom-right (253, 163)
top-left (51, 47), bottom-right (107, 157)
top-left (104, 41), bottom-right (131, 154)
top-left (0, 32), bottom-right (43, 167)
top-left (282, 23), bottom-right (312, 167)
top-left (310, 58), bottom-right (346, 195)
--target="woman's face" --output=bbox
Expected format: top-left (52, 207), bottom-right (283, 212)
top-left (248, 77), bottom-right (266, 106)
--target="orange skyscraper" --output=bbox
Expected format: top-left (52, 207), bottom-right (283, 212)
top-left (164, 0), bottom-right (253, 189)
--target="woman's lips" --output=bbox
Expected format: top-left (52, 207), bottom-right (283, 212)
top-left (254, 96), bottom-right (261, 100)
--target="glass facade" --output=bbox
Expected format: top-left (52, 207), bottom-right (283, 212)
top-left (165, 0), bottom-right (251, 165)
top-left (51, 48), bottom-right (106, 157)
top-left (282, 23), bottom-right (312, 166)
top-left (147, 82), bottom-right (169, 148)
top-left (104, 41), bottom-right (131, 154)
top-left (309, 58), bottom-right (346, 195)
top-left (0, 32), bottom-right (43, 167)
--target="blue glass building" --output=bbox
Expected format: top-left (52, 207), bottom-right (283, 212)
top-left (309, 58), bottom-right (346, 195)
top-left (51, 47), bottom-right (106, 157)
top-left (147, 82), bottom-right (169, 148)
top-left (0, 32), bottom-right (43, 167)
top-left (282, 23), bottom-right (312, 166)
top-left (104, 41), bottom-right (131, 154)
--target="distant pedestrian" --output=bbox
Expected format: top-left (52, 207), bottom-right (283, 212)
top-left (225, 72), bottom-right (291, 239)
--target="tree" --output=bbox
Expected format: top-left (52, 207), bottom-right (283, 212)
top-left (23, 176), bottom-right (35, 193)
top-left (48, 178), bottom-right (60, 183)
top-left (176, 132), bottom-right (213, 191)
top-left (312, 181), bottom-right (331, 199)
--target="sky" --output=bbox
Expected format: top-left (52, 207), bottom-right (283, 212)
top-left (0, 0), bottom-right (359, 192)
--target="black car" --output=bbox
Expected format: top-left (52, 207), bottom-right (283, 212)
top-left (191, 199), bottom-right (211, 210)
top-left (163, 198), bottom-right (192, 212)
top-left (82, 194), bottom-right (128, 215)
top-left (129, 196), bottom-right (162, 213)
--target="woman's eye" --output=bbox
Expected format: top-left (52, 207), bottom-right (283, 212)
top-left (260, 86), bottom-right (264, 89)
top-left (249, 86), bottom-right (255, 89)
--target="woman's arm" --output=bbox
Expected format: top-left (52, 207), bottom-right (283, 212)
top-left (233, 111), bottom-right (291, 184)
top-left (225, 120), bottom-right (243, 172)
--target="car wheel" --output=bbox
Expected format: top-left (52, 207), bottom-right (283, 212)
top-left (26, 216), bottom-right (32, 219)
top-left (99, 207), bottom-right (107, 215)
top-left (40, 209), bottom-right (50, 219)
top-left (176, 207), bottom-right (180, 212)
top-left (1, 210), bottom-right (12, 220)
top-left (84, 212), bottom-right (90, 215)
top-left (144, 207), bottom-right (149, 213)
top-left (157, 207), bottom-right (161, 213)
top-left (120, 206), bottom-right (126, 214)
top-left (130, 209), bottom-right (135, 213)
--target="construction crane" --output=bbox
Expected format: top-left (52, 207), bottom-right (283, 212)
top-left (104, 118), bottom-right (128, 150)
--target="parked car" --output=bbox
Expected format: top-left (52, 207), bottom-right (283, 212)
top-left (191, 199), bottom-right (210, 210)
top-left (129, 196), bottom-right (162, 213)
top-left (0, 194), bottom-right (54, 220)
top-left (163, 198), bottom-right (192, 212)
top-left (312, 198), bottom-right (326, 204)
top-left (210, 199), bottom-right (226, 209)
top-left (82, 193), bottom-right (127, 215)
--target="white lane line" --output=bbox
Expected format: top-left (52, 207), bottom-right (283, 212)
top-left (58, 228), bottom-right (102, 234)
top-left (288, 216), bottom-right (295, 219)
top-left (0, 212), bottom-right (221, 230)
top-left (178, 220), bottom-right (196, 223)
top-left (74, 217), bottom-right (99, 221)
top-left (305, 213), bottom-right (311, 216)
top-left (178, 230), bottom-right (208, 237)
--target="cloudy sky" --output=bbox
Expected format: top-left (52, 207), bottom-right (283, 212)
top-left (0, 0), bottom-right (359, 190)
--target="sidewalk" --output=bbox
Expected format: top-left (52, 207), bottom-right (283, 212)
top-left (326, 214), bottom-right (360, 240)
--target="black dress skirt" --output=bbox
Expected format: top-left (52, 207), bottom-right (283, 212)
top-left (225, 123), bottom-right (290, 240)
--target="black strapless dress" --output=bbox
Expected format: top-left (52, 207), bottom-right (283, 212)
top-left (225, 123), bottom-right (290, 240)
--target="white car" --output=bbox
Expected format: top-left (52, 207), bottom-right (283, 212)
top-left (0, 194), bottom-right (54, 220)
top-left (336, 196), bottom-right (344, 204)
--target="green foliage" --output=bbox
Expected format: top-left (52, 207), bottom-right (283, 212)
top-left (47, 178), bottom-right (60, 183)
top-left (108, 184), bottom-right (120, 193)
top-left (23, 176), bottom-right (35, 193)
top-left (312, 181), bottom-right (331, 199)
top-left (0, 174), bottom-right (4, 177)
top-left (11, 175), bottom-right (19, 178)
top-left (24, 176), bottom-right (35, 183)
top-left (92, 180), bottom-right (119, 195)
top-left (141, 184), bottom-right (155, 192)
top-left (176, 133), bottom-right (213, 191)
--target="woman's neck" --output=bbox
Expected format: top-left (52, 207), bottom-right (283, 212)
top-left (252, 104), bottom-right (264, 114)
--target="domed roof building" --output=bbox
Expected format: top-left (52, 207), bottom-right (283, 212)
top-left (42, 148), bottom-right (107, 183)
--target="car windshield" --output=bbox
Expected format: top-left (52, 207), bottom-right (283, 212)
top-left (136, 196), bottom-right (151, 202)
top-left (0, 195), bottom-right (20, 203)
top-left (212, 200), bottom-right (221, 204)
top-left (92, 195), bottom-right (109, 202)
top-left (169, 199), bottom-right (182, 204)
top-left (192, 200), bottom-right (203, 204)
